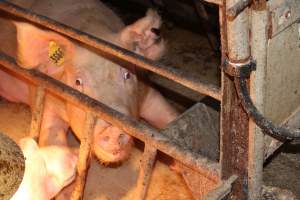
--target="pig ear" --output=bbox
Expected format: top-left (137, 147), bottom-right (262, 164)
top-left (119, 9), bottom-right (165, 60)
top-left (13, 22), bottom-right (74, 70)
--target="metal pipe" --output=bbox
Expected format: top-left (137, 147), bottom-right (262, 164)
top-left (234, 77), bottom-right (300, 139)
top-left (220, 0), bottom-right (251, 199)
top-left (248, 7), bottom-right (267, 200)
top-left (227, 0), bottom-right (252, 21)
top-left (29, 86), bottom-right (45, 141)
top-left (135, 145), bottom-right (157, 200)
top-left (71, 112), bottom-right (97, 200)
top-left (0, 53), bottom-right (219, 182)
top-left (0, 1), bottom-right (222, 101)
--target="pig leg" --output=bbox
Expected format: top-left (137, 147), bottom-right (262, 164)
top-left (139, 84), bottom-right (179, 129)
top-left (38, 98), bottom-right (69, 147)
top-left (11, 137), bottom-right (77, 200)
top-left (39, 112), bottom-right (69, 147)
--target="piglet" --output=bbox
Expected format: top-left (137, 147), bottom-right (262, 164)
top-left (11, 137), bottom-right (78, 200)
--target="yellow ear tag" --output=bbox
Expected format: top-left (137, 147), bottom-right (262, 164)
top-left (48, 41), bottom-right (64, 66)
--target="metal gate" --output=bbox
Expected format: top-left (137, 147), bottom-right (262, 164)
top-left (0, 0), bottom-right (299, 199)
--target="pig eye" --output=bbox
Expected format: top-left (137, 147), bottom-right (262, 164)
top-left (123, 72), bottom-right (130, 80)
top-left (75, 78), bottom-right (83, 86)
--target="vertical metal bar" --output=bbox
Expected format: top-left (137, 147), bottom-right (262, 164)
top-left (248, 2), bottom-right (267, 199)
top-left (220, 0), bottom-right (251, 200)
top-left (29, 86), bottom-right (45, 141)
top-left (71, 112), bottom-right (96, 200)
top-left (135, 145), bottom-right (157, 200)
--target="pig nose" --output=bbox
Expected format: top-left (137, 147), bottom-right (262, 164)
top-left (97, 131), bottom-right (131, 149)
top-left (118, 133), bottom-right (130, 146)
top-left (151, 28), bottom-right (160, 36)
top-left (151, 28), bottom-right (162, 43)
top-left (100, 133), bottom-right (130, 146)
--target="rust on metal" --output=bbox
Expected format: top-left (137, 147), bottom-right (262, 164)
top-left (220, 0), bottom-right (251, 199)
top-left (226, 0), bottom-right (252, 21)
top-left (267, 13), bottom-right (273, 39)
top-left (252, 0), bottom-right (267, 10)
top-left (204, 175), bottom-right (238, 200)
top-left (0, 1), bottom-right (222, 101)
top-left (29, 86), bottom-right (45, 141)
top-left (0, 53), bottom-right (220, 183)
top-left (135, 145), bottom-right (157, 200)
top-left (71, 112), bottom-right (97, 200)
top-left (175, 162), bottom-right (220, 200)
top-left (220, 73), bottom-right (250, 200)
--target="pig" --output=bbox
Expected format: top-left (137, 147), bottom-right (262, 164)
top-left (11, 137), bottom-right (78, 200)
top-left (0, 0), bottom-right (179, 164)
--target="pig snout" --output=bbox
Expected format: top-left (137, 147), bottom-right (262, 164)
top-left (93, 126), bottom-right (133, 164)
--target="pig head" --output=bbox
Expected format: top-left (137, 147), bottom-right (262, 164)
top-left (10, 8), bottom-right (178, 164)
top-left (11, 137), bottom-right (78, 200)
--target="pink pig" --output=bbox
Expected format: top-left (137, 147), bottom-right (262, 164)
top-left (11, 137), bottom-right (78, 200)
top-left (0, 0), bottom-right (179, 164)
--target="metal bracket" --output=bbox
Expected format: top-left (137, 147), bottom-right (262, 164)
top-left (223, 57), bottom-right (256, 78)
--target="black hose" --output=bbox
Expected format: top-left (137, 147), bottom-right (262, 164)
top-left (234, 77), bottom-right (300, 140)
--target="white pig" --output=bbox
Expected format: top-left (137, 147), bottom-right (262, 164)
top-left (0, 0), bottom-right (179, 164)
top-left (11, 137), bottom-right (78, 200)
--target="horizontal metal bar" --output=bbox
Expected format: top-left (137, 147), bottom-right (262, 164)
top-left (0, 52), bottom-right (220, 182)
top-left (0, 1), bottom-right (222, 101)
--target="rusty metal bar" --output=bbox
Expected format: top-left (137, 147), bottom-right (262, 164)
top-left (203, 175), bottom-right (238, 200)
top-left (0, 53), bottom-right (219, 182)
top-left (0, 1), bottom-right (222, 101)
top-left (135, 145), bottom-right (157, 200)
top-left (227, 0), bottom-right (252, 20)
top-left (29, 85), bottom-right (45, 141)
top-left (220, 0), bottom-right (251, 199)
top-left (71, 112), bottom-right (97, 200)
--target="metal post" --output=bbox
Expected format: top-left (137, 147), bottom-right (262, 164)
top-left (135, 145), bottom-right (157, 200)
top-left (29, 86), bottom-right (45, 140)
top-left (220, 0), bottom-right (251, 199)
top-left (71, 112), bottom-right (96, 200)
top-left (248, 1), bottom-right (267, 199)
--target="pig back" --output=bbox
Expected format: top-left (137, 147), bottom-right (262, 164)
top-left (9, 0), bottom-right (125, 40)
